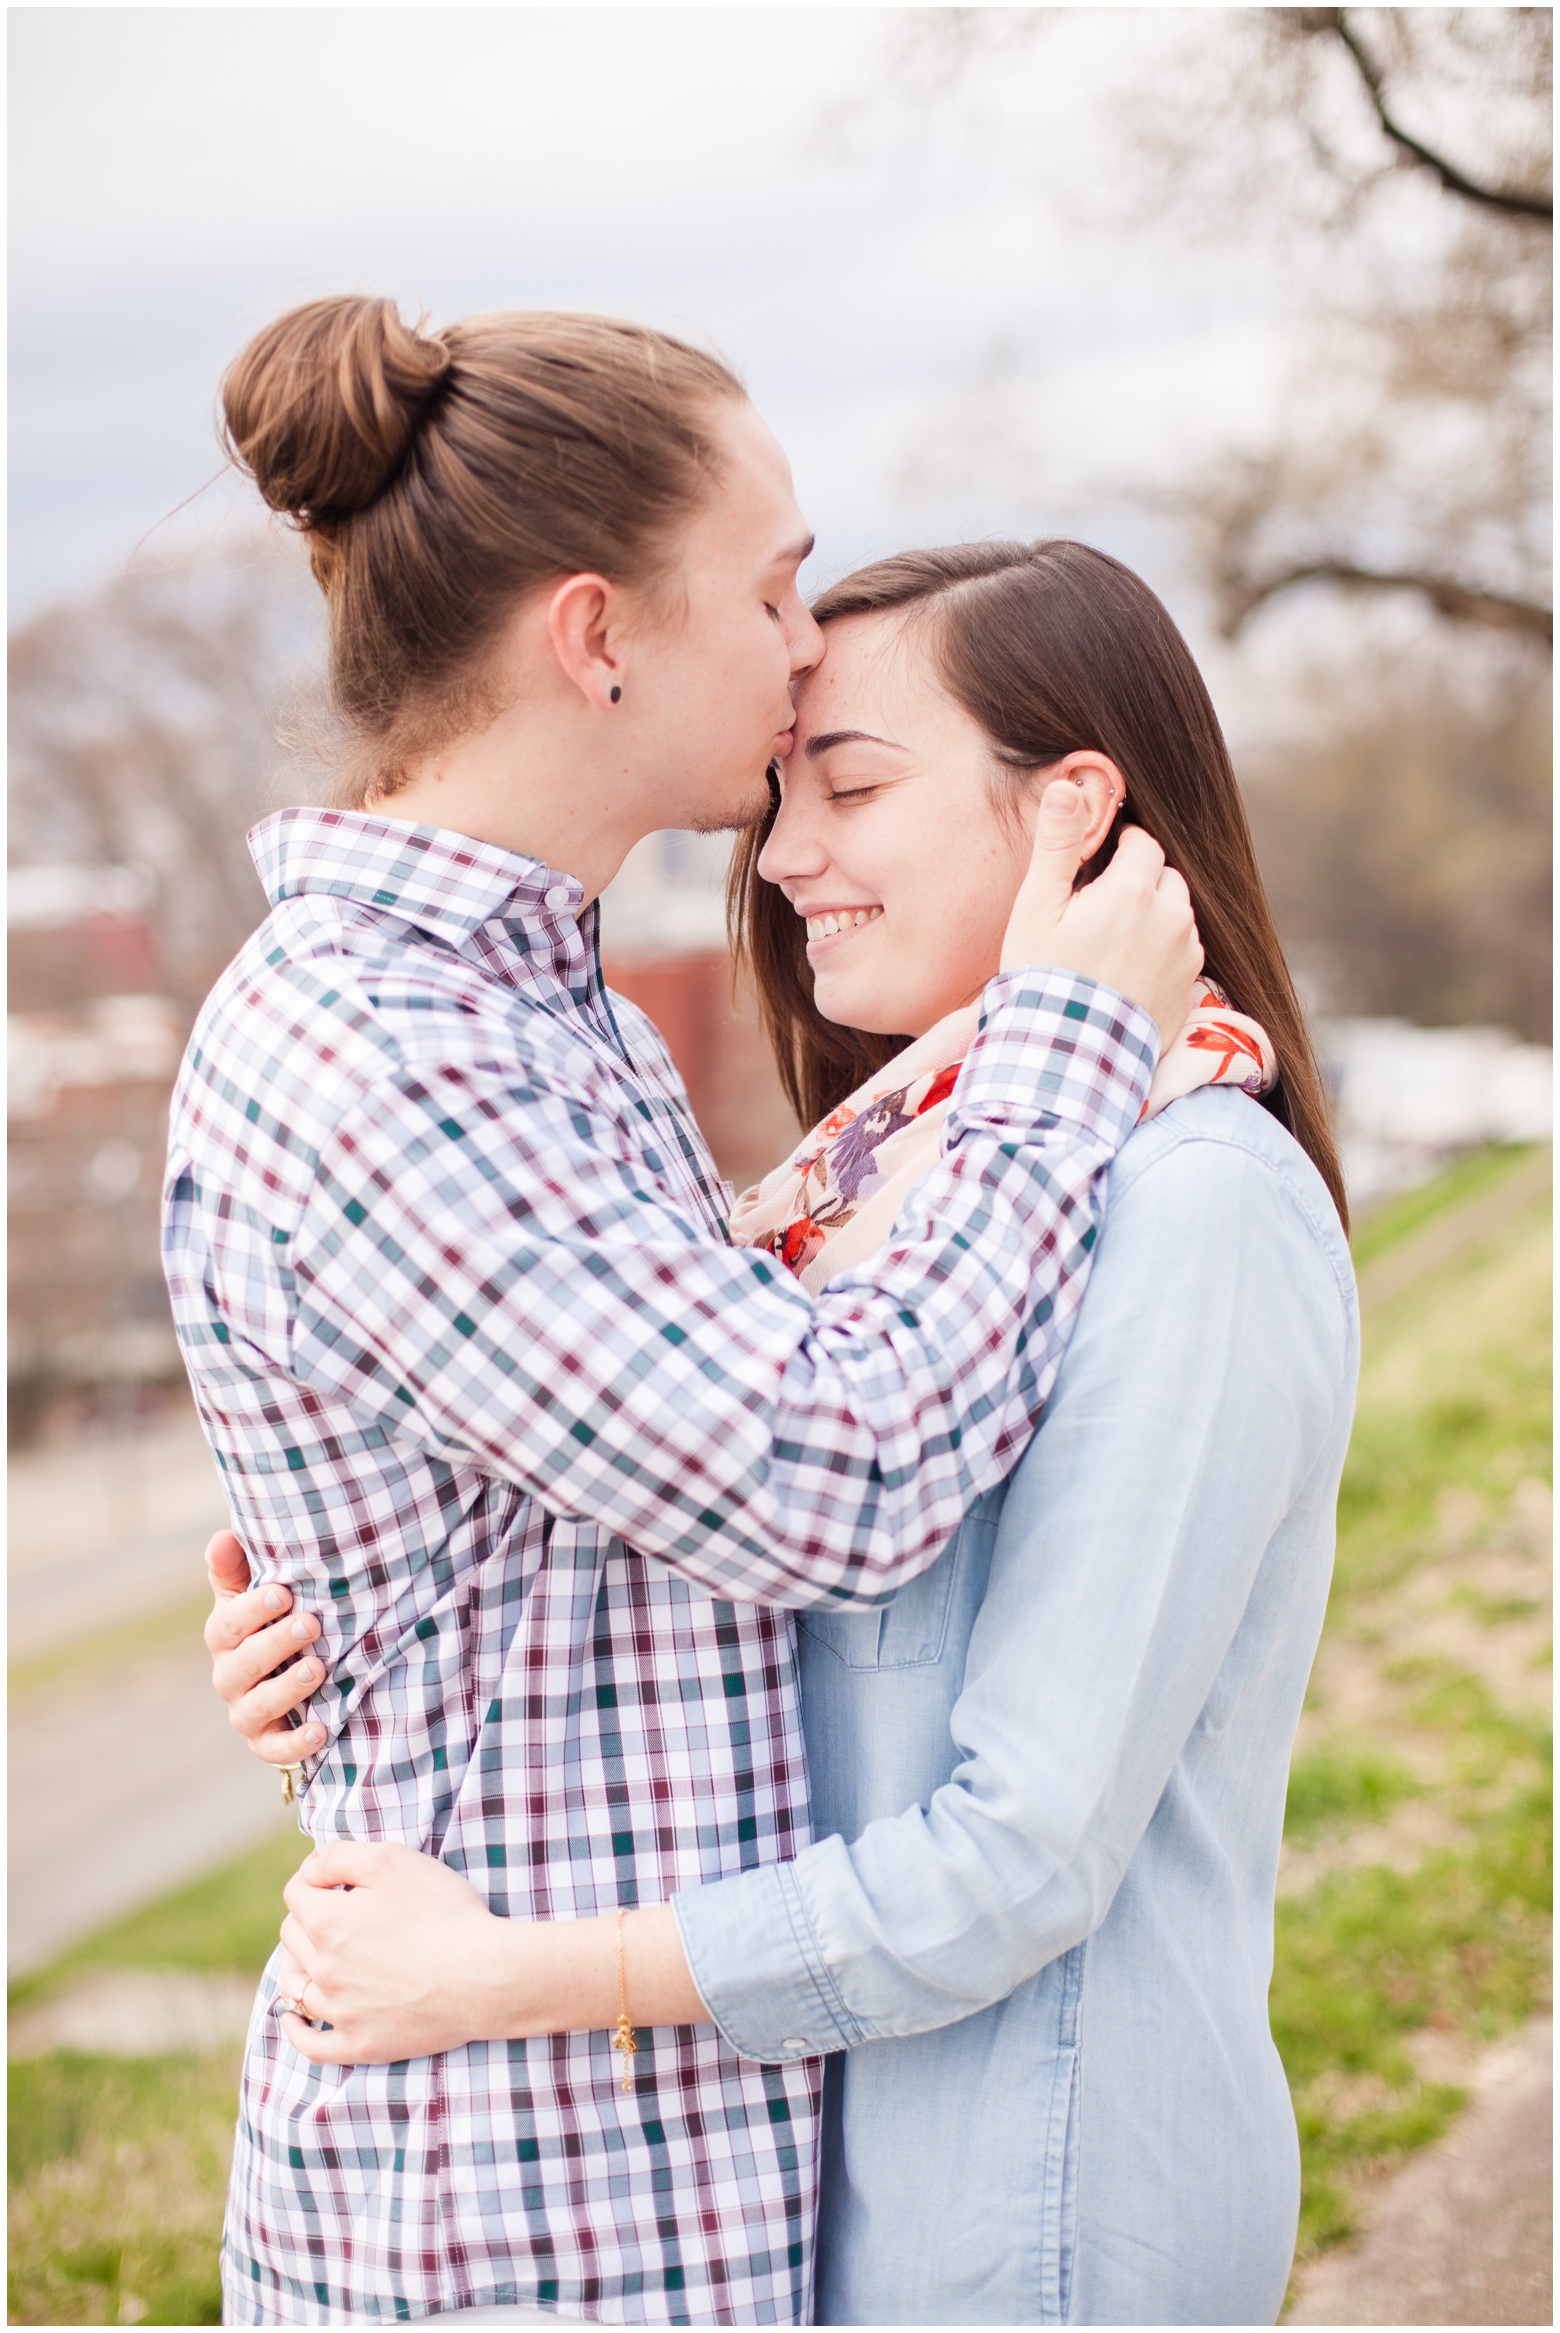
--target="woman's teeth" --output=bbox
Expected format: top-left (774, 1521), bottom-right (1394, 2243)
top-left (806, 907), bottom-right (883, 941)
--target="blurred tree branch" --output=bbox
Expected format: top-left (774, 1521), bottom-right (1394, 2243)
top-left (1315, 6), bottom-right (1552, 219)
top-left (886, 8), bottom-right (1551, 652)
top-left (8, 539), bottom-right (321, 1000)
top-left (1221, 558), bottom-right (1552, 646)
top-left (872, 8), bottom-right (1551, 1035)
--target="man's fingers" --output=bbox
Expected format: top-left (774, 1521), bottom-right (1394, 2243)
top-left (204, 1529), bottom-right (256, 1601)
top-left (224, 1659), bottom-right (322, 1742)
top-left (249, 1720), bottom-right (322, 1767)
top-left (206, 1584), bottom-right (302, 1659)
top-left (212, 1606), bottom-right (320, 1689)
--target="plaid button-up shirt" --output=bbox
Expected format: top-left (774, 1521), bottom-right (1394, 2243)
top-left (162, 809), bottom-right (1156, 2327)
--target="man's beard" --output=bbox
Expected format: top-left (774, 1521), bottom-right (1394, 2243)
top-left (687, 764), bottom-right (776, 836)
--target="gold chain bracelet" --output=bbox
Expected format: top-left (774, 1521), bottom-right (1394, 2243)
top-left (611, 1907), bottom-right (639, 2095)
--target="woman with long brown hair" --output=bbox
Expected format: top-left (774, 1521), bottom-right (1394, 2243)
top-left (219, 538), bottom-right (1358, 2325)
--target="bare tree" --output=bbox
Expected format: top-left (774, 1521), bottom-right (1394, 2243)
top-left (1243, 647), bottom-right (1551, 1037)
top-left (886, 7), bottom-right (1551, 648)
top-left (1184, 11), bottom-right (1550, 644)
top-left (8, 536), bottom-right (322, 999)
top-left (870, 10), bottom-right (1552, 1038)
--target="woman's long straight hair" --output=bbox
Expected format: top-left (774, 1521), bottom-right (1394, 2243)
top-left (728, 539), bottom-right (1348, 1227)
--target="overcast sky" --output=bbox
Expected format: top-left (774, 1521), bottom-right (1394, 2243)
top-left (10, 7), bottom-right (1283, 634)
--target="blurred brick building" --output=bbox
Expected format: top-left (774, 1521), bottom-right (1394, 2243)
top-left (8, 868), bottom-right (189, 1438)
top-left (7, 840), bottom-right (800, 1442)
top-left (597, 828), bottom-right (800, 1195)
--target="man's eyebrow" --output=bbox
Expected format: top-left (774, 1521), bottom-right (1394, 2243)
top-left (775, 532), bottom-right (816, 566)
top-left (804, 729), bottom-right (908, 759)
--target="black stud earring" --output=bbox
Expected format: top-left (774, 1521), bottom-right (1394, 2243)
top-left (610, 686), bottom-right (622, 704)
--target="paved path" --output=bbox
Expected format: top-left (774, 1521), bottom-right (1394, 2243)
top-left (1355, 1146), bottom-right (1551, 1311)
top-left (8, 1407), bottom-right (290, 1975)
top-left (10, 1405), bottom-right (233, 1659)
top-left (1288, 2019), bottom-right (1553, 2326)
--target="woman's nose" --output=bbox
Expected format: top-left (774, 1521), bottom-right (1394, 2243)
top-left (757, 794), bottom-right (829, 885)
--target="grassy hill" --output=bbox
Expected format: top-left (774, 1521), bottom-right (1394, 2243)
top-left (1275, 1145), bottom-right (1551, 2268)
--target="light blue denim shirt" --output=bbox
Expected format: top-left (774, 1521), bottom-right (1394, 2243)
top-left (673, 1088), bottom-right (1359, 2327)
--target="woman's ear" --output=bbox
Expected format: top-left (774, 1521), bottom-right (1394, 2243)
top-left (1041, 750), bottom-right (1127, 860)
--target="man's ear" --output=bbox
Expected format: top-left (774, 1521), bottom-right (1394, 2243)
top-left (1039, 750), bottom-right (1127, 861)
top-left (545, 572), bottom-right (624, 712)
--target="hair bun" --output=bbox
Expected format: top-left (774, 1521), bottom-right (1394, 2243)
top-left (221, 295), bottom-right (451, 525)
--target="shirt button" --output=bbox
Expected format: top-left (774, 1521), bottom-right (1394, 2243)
top-left (544, 886), bottom-right (572, 910)
top-left (781, 2038), bottom-right (808, 2052)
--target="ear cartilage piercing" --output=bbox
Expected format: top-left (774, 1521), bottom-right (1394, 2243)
top-left (610, 686), bottom-right (622, 704)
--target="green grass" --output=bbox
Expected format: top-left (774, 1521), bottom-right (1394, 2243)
top-left (8, 2053), bottom-right (239, 2326)
top-left (1331, 1173), bottom-right (1550, 1601)
top-left (1276, 1780), bottom-right (1551, 2253)
top-left (1347, 1140), bottom-right (1541, 1271)
top-left (1276, 1143), bottom-right (1552, 2274)
top-left (1284, 1736), bottom-right (1422, 1839)
top-left (8, 1829), bottom-right (307, 2327)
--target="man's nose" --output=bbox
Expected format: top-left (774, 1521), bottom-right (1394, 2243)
top-left (788, 605), bottom-right (826, 679)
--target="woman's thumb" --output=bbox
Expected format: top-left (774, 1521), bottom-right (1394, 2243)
top-left (1023, 780), bottom-right (1090, 902)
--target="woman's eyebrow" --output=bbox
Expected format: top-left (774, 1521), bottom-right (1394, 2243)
top-left (804, 729), bottom-right (908, 758)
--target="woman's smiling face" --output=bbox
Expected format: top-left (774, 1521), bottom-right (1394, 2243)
top-left (757, 609), bottom-right (1034, 1038)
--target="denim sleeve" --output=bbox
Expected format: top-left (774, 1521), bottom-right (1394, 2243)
top-left (673, 1121), bottom-right (1356, 2058)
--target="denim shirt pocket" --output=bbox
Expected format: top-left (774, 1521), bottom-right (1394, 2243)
top-left (796, 1497), bottom-right (1000, 1673)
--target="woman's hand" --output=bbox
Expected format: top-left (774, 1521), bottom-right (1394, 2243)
top-left (203, 1530), bottom-right (327, 1766)
top-left (1002, 780), bottom-right (1202, 1048)
top-left (277, 1841), bottom-right (522, 2064)
top-left (276, 1843), bottom-right (713, 2066)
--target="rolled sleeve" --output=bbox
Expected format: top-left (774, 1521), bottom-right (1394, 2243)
top-left (673, 1850), bottom-right (863, 2063)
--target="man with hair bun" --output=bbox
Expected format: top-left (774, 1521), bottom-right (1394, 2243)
top-left (170, 294), bottom-right (1198, 2326)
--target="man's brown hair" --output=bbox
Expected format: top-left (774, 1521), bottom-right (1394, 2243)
top-left (222, 296), bottom-right (745, 801)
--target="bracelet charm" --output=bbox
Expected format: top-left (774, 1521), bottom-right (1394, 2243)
top-left (612, 1908), bottom-right (638, 2095)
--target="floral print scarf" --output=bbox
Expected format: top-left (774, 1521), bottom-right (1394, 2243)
top-left (729, 980), bottom-right (1276, 1295)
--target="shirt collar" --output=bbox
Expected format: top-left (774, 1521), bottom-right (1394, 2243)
top-left (248, 806), bottom-right (600, 1006)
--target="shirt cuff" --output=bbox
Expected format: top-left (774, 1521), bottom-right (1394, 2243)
top-left (672, 1852), bottom-right (861, 2064)
top-left (948, 970), bottom-right (1158, 1152)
